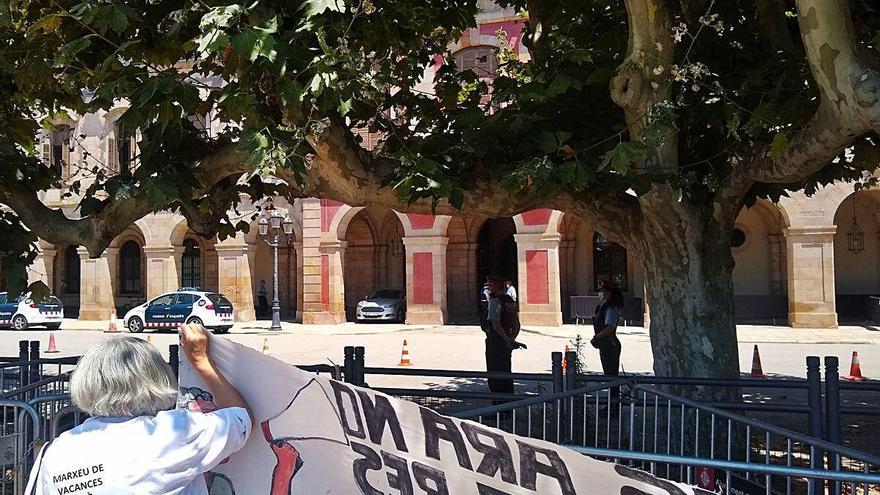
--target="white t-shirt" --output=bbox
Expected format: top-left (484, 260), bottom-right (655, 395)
top-left (27, 407), bottom-right (251, 495)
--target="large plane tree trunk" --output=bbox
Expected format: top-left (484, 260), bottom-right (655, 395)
top-left (636, 190), bottom-right (741, 401)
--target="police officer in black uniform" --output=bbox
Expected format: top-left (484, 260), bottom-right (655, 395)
top-left (484, 276), bottom-right (526, 394)
top-left (591, 280), bottom-right (624, 400)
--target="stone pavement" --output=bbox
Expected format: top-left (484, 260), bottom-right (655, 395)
top-left (57, 318), bottom-right (880, 344)
top-left (7, 320), bottom-right (879, 385)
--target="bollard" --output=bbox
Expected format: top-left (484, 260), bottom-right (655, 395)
top-left (343, 346), bottom-right (355, 384)
top-left (824, 356), bottom-right (842, 495)
top-left (168, 345), bottom-right (180, 380)
top-left (806, 356), bottom-right (823, 495)
top-left (18, 340), bottom-right (28, 390)
top-left (354, 346), bottom-right (365, 387)
top-left (564, 350), bottom-right (578, 391)
top-left (551, 352), bottom-right (563, 394)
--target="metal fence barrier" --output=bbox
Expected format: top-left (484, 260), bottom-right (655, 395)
top-left (0, 401), bottom-right (40, 495)
top-left (455, 376), bottom-right (880, 495)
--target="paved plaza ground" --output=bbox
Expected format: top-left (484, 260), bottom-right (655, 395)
top-left (6, 320), bottom-right (879, 388)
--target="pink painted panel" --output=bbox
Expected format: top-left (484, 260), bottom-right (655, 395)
top-left (407, 214), bottom-right (435, 230)
top-left (321, 255), bottom-right (330, 307)
top-left (412, 252), bottom-right (434, 304)
top-left (526, 250), bottom-right (549, 304)
top-left (479, 20), bottom-right (526, 52)
top-left (521, 209), bottom-right (552, 226)
top-left (320, 199), bottom-right (343, 232)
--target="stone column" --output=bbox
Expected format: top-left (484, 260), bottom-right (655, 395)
top-left (785, 225), bottom-right (838, 328)
top-left (402, 236), bottom-right (448, 325)
top-left (78, 247), bottom-right (116, 320)
top-left (293, 241), bottom-right (304, 322)
top-left (27, 246), bottom-right (57, 288)
top-left (215, 239), bottom-right (256, 321)
top-left (514, 233), bottom-right (563, 327)
top-left (301, 198), bottom-right (348, 324)
top-left (143, 245), bottom-right (180, 299)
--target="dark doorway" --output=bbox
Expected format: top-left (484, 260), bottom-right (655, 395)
top-left (477, 218), bottom-right (518, 287)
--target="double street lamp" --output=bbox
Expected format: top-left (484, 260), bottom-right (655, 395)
top-left (259, 211), bottom-right (294, 331)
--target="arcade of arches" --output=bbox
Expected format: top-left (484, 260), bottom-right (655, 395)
top-left (22, 185), bottom-right (880, 328)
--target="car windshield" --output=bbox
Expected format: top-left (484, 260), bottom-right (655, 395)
top-left (368, 290), bottom-right (401, 299)
top-left (207, 293), bottom-right (232, 306)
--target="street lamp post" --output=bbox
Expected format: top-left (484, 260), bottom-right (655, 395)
top-left (259, 211), bottom-right (294, 331)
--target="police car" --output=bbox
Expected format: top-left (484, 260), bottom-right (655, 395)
top-left (0, 291), bottom-right (64, 330)
top-left (123, 288), bottom-right (234, 334)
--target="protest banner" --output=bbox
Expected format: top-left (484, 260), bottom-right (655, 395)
top-left (180, 336), bottom-right (702, 495)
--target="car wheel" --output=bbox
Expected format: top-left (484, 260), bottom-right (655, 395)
top-left (186, 317), bottom-right (204, 328)
top-left (12, 315), bottom-right (28, 331)
top-left (45, 323), bottom-right (61, 330)
top-left (396, 309), bottom-right (405, 323)
top-left (127, 316), bottom-right (144, 333)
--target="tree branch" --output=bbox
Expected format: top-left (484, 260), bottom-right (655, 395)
top-left (747, 0), bottom-right (880, 183)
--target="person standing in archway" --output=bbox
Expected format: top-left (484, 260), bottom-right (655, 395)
top-left (257, 280), bottom-right (269, 318)
top-left (591, 280), bottom-right (624, 400)
top-left (484, 276), bottom-right (524, 395)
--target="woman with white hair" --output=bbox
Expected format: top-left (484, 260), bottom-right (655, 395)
top-left (26, 324), bottom-right (251, 494)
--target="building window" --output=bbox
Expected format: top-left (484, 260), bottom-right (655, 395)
top-left (119, 240), bottom-right (142, 294)
top-left (42, 126), bottom-right (71, 178)
top-left (109, 124), bottom-right (136, 175)
top-left (731, 227), bottom-right (746, 248)
top-left (64, 246), bottom-right (80, 294)
top-left (593, 232), bottom-right (628, 291)
top-left (454, 46), bottom-right (499, 78)
top-left (181, 238), bottom-right (201, 289)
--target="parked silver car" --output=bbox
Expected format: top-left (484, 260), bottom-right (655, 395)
top-left (355, 289), bottom-right (406, 322)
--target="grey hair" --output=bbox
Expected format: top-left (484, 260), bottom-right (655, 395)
top-left (71, 336), bottom-right (178, 417)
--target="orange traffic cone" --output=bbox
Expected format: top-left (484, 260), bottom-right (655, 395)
top-left (262, 338), bottom-right (269, 354)
top-left (105, 310), bottom-right (118, 334)
top-left (844, 351), bottom-right (867, 382)
top-left (399, 339), bottom-right (412, 366)
top-left (750, 344), bottom-right (766, 379)
top-left (562, 345), bottom-right (569, 374)
top-left (45, 333), bottom-right (59, 354)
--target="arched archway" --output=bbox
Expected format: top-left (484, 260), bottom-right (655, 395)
top-left (477, 217), bottom-right (517, 285)
top-left (833, 190), bottom-right (880, 322)
top-left (342, 208), bottom-right (405, 321)
top-left (110, 225), bottom-right (146, 313)
top-left (445, 215), bottom-right (484, 323)
top-left (731, 201), bottom-right (788, 322)
top-left (180, 238), bottom-right (202, 288)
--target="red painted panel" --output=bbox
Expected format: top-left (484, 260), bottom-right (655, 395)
top-left (407, 214), bottom-right (435, 230)
top-left (521, 209), bottom-right (552, 226)
top-left (412, 252), bottom-right (434, 304)
top-left (321, 255), bottom-right (330, 307)
top-left (320, 199), bottom-right (343, 232)
top-left (526, 250), bottom-right (549, 304)
top-left (479, 20), bottom-right (526, 52)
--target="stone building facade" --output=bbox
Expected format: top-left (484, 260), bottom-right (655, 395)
top-left (22, 3), bottom-right (880, 329)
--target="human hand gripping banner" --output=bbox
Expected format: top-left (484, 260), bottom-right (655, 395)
top-left (179, 335), bottom-right (702, 495)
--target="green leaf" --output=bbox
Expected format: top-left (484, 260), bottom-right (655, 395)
top-left (280, 80), bottom-right (304, 105)
top-left (55, 36), bottom-right (93, 65)
top-left (200, 5), bottom-right (244, 30)
top-left (27, 281), bottom-right (51, 303)
top-left (232, 29), bottom-right (277, 62)
top-left (770, 132), bottom-right (789, 159)
top-left (301, 0), bottom-right (344, 19)
top-left (337, 98), bottom-right (353, 116)
top-left (599, 141), bottom-right (647, 173)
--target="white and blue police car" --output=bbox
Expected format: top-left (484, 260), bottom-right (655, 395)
top-left (0, 291), bottom-right (64, 330)
top-left (123, 288), bottom-right (234, 334)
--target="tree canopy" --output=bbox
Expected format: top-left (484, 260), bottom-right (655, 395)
top-left (2, 0), bottom-right (880, 380)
